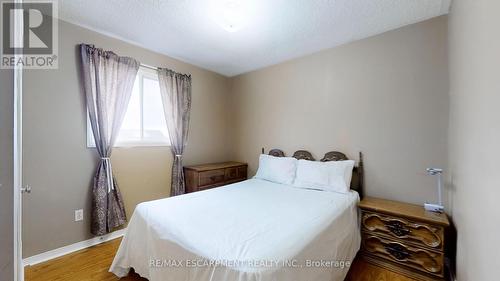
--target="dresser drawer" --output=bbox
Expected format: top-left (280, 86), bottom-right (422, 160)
top-left (185, 162), bottom-right (248, 193)
top-left (361, 211), bottom-right (444, 250)
top-left (198, 169), bottom-right (225, 187)
top-left (225, 167), bottom-right (238, 181)
top-left (362, 234), bottom-right (444, 277)
top-left (237, 166), bottom-right (247, 179)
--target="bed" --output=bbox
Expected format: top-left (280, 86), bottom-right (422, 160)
top-left (110, 149), bottom-right (364, 281)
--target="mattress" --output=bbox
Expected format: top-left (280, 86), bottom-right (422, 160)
top-left (110, 178), bottom-right (361, 281)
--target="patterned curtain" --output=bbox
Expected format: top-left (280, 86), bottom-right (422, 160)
top-left (157, 68), bottom-right (192, 196)
top-left (80, 44), bottom-right (139, 235)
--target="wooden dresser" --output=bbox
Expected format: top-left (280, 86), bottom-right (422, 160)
top-left (358, 197), bottom-right (450, 281)
top-left (184, 162), bottom-right (248, 193)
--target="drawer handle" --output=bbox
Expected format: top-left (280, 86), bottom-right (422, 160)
top-left (210, 176), bottom-right (219, 181)
top-left (385, 243), bottom-right (411, 260)
top-left (385, 221), bottom-right (411, 237)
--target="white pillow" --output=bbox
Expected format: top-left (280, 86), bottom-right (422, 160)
top-left (254, 154), bottom-right (297, 185)
top-left (293, 159), bottom-right (355, 193)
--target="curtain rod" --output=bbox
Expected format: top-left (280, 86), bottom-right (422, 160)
top-left (140, 63), bottom-right (158, 71)
top-left (139, 63), bottom-right (191, 78)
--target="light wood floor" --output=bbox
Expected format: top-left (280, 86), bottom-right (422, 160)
top-left (25, 238), bottom-right (416, 281)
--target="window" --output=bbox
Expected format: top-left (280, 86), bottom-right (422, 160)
top-left (87, 67), bottom-right (170, 147)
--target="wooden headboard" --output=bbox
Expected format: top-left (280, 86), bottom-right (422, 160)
top-left (262, 148), bottom-right (364, 198)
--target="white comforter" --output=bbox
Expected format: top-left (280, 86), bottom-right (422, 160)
top-left (110, 179), bottom-right (360, 281)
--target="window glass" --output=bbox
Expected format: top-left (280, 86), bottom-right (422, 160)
top-left (87, 67), bottom-right (170, 147)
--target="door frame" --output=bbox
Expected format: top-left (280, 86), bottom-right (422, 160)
top-left (13, 0), bottom-right (24, 279)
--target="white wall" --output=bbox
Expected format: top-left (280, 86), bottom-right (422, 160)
top-left (448, 0), bottom-right (500, 280)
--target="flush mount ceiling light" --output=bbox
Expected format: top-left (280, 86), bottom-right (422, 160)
top-left (210, 0), bottom-right (249, 32)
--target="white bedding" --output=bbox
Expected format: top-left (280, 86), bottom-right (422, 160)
top-left (110, 179), bottom-right (361, 281)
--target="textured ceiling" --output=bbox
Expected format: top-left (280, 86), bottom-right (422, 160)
top-left (57, 0), bottom-right (451, 76)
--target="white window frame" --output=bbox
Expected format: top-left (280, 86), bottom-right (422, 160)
top-left (86, 66), bottom-right (170, 148)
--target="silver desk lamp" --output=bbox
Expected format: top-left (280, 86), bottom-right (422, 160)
top-left (425, 168), bottom-right (444, 213)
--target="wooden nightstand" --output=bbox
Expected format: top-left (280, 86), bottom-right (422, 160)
top-left (184, 162), bottom-right (247, 193)
top-left (358, 197), bottom-right (450, 281)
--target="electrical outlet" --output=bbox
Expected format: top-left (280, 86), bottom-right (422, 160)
top-left (75, 209), bottom-right (83, 222)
